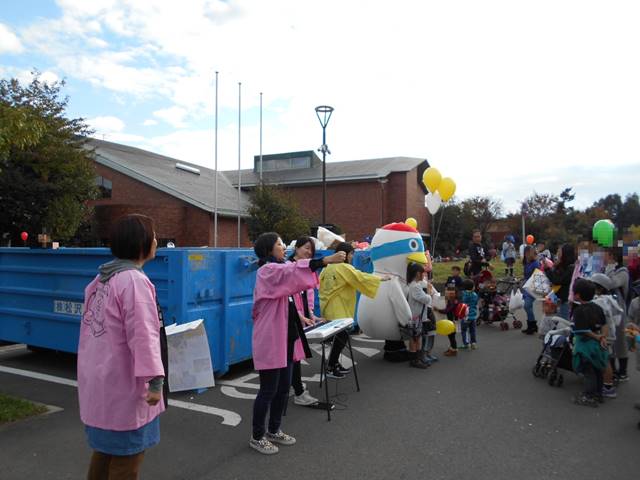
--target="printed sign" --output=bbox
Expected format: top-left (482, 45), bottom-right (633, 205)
top-left (54, 300), bottom-right (84, 316)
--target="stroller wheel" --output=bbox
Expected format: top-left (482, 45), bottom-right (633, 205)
top-left (513, 320), bottom-right (523, 329)
top-left (556, 375), bottom-right (564, 387)
top-left (532, 365), bottom-right (540, 377)
top-left (500, 321), bottom-right (509, 331)
top-left (541, 365), bottom-right (550, 379)
top-left (548, 371), bottom-right (557, 386)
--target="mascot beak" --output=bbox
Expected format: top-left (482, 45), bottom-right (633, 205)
top-left (407, 251), bottom-right (428, 265)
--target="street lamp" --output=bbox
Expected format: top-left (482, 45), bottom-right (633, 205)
top-left (315, 105), bottom-right (334, 225)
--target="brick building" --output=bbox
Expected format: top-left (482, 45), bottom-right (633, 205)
top-left (224, 151), bottom-right (432, 242)
top-left (86, 140), bottom-right (432, 247)
top-left (88, 139), bottom-right (251, 247)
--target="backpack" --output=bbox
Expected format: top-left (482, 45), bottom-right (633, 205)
top-left (463, 260), bottom-right (472, 277)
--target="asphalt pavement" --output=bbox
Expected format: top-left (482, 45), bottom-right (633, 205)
top-left (1, 322), bottom-right (639, 480)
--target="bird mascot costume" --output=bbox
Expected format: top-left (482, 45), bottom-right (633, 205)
top-left (357, 222), bottom-right (431, 360)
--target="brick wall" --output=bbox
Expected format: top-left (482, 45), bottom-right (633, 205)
top-left (404, 166), bottom-right (431, 235)
top-left (279, 169), bottom-right (430, 241)
top-left (91, 165), bottom-right (251, 247)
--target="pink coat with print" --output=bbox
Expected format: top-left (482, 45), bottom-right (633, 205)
top-left (252, 259), bottom-right (319, 371)
top-left (77, 270), bottom-right (165, 431)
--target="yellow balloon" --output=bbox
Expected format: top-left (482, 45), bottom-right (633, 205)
top-left (435, 319), bottom-right (456, 336)
top-left (405, 217), bottom-right (418, 229)
top-left (437, 177), bottom-right (456, 202)
top-left (422, 167), bottom-right (442, 193)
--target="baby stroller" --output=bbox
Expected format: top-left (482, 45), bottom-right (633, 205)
top-left (532, 321), bottom-right (573, 387)
top-left (476, 270), bottom-right (522, 331)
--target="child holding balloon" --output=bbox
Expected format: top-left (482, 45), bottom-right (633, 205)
top-left (405, 262), bottom-right (431, 369)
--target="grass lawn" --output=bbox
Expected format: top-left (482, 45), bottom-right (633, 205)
top-left (430, 258), bottom-right (524, 285)
top-left (0, 393), bottom-right (48, 424)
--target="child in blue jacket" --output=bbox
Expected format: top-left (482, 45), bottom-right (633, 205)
top-left (460, 279), bottom-right (479, 349)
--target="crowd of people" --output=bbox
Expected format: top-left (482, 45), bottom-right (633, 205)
top-left (75, 215), bottom-right (640, 475)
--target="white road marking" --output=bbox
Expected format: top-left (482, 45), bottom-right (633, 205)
top-left (0, 365), bottom-right (242, 427)
top-left (352, 346), bottom-right (381, 358)
top-left (220, 386), bottom-right (257, 400)
top-left (0, 365), bottom-right (78, 387)
top-left (168, 400), bottom-right (241, 426)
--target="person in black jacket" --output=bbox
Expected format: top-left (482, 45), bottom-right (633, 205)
top-left (468, 230), bottom-right (491, 277)
top-left (545, 244), bottom-right (575, 320)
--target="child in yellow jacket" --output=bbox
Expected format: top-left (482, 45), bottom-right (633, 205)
top-left (320, 242), bottom-right (382, 378)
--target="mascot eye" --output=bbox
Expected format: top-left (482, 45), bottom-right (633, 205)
top-left (409, 239), bottom-right (419, 251)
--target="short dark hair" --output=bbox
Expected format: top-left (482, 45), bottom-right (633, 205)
top-left (289, 236), bottom-right (316, 261)
top-left (406, 262), bottom-right (425, 283)
top-left (462, 279), bottom-right (475, 291)
top-left (334, 242), bottom-right (354, 262)
top-left (573, 278), bottom-right (595, 302)
top-left (254, 232), bottom-right (280, 265)
top-left (451, 266), bottom-right (461, 272)
top-left (110, 214), bottom-right (155, 261)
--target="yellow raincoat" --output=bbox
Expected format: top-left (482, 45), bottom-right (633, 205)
top-left (319, 263), bottom-right (381, 320)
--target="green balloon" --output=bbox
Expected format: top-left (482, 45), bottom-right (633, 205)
top-left (592, 219), bottom-right (616, 247)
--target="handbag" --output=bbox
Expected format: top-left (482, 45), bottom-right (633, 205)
top-left (423, 306), bottom-right (436, 332)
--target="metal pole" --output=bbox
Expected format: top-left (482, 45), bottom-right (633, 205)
top-left (259, 92), bottom-right (263, 182)
top-left (214, 71), bottom-right (219, 247)
top-left (322, 125), bottom-right (326, 225)
top-left (315, 106), bottom-right (333, 226)
top-left (237, 82), bottom-right (242, 247)
top-left (521, 211), bottom-right (526, 248)
top-left (432, 207), bottom-right (446, 257)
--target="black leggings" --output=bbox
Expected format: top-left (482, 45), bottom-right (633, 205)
top-left (582, 362), bottom-right (603, 398)
top-left (291, 361), bottom-right (304, 396)
top-left (328, 331), bottom-right (349, 367)
top-left (252, 363), bottom-right (293, 440)
top-left (448, 332), bottom-right (457, 349)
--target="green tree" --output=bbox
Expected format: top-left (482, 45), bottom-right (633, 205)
top-left (459, 196), bottom-right (503, 239)
top-left (246, 185), bottom-right (311, 243)
top-left (0, 74), bottom-right (96, 243)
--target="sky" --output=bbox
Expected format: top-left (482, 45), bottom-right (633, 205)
top-left (1, 0), bottom-right (639, 213)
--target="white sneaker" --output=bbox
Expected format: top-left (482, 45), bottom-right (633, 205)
top-left (294, 390), bottom-right (318, 406)
top-left (289, 382), bottom-right (307, 396)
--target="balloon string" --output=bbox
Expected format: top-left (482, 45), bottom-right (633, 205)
top-left (431, 205), bottom-right (445, 257)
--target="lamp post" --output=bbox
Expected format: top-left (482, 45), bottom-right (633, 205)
top-left (315, 105), bottom-right (334, 225)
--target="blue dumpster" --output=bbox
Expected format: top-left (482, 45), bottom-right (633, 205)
top-left (0, 247), bottom-right (374, 375)
top-left (0, 247), bottom-right (257, 375)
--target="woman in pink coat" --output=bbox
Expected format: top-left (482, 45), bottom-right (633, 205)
top-left (78, 214), bottom-right (166, 479)
top-left (250, 232), bottom-right (344, 455)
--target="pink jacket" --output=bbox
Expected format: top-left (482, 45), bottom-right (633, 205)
top-left (252, 259), bottom-right (319, 370)
top-left (77, 271), bottom-right (165, 431)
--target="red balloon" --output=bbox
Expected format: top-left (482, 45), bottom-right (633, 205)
top-left (20, 232), bottom-right (28, 242)
top-left (526, 234), bottom-right (534, 245)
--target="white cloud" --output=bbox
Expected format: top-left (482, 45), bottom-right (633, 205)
top-left (9, 0), bottom-right (640, 211)
top-left (142, 119), bottom-right (158, 126)
top-left (0, 23), bottom-right (23, 54)
top-left (153, 106), bottom-right (189, 128)
top-left (87, 115), bottom-right (125, 133)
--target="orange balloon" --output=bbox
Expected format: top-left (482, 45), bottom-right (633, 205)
top-left (526, 234), bottom-right (534, 245)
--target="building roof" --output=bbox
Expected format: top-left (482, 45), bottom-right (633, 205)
top-left (87, 138), bottom-right (250, 216)
top-left (224, 155), bottom-right (429, 187)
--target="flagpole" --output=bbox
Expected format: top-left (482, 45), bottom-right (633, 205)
top-left (237, 82), bottom-right (242, 247)
top-left (213, 71), bottom-right (219, 247)
top-left (259, 92), bottom-right (263, 182)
